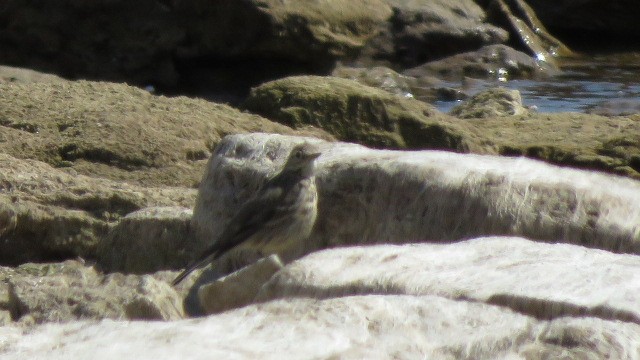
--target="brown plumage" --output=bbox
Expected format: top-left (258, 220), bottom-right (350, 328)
top-left (172, 142), bottom-right (322, 286)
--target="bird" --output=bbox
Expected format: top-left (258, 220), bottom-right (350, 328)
top-left (171, 142), bottom-right (322, 286)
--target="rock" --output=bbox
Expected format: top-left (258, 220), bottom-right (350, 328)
top-left (361, 0), bottom-right (508, 67)
top-left (0, 152), bottom-right (196, 265)
top-left (0, 79), bottom-right (308, 188)
top-left (243, 75), bottom-right (477, 151)
top-left (0, 260), bottom-right (184, 324)
top-left (191, 133), bottom-right (640, 269)
top-left (486, 113), bottom-right (640, 179)
top-left (485, 0), bottom-right (573, 63)
top-left (0, 65), bottom-right (65, 84)
top-left (190, 135), bottom-right (328, 264)
top-left (0, 1), bottom-right (184, 86)
top-left (331, 65), bottom-right (416, 98)
top-left (198, 255), bottom-right (284, 315)
top-left (0, 0), bottom-right (392, 87)
top-left (0, 293), bottom-right (638, 358)
top-left (450, 87), bottom-right (528, 118)
top-left (96, 207), bottom-right (194, 274)
top-left (403, 44), bottom-right (552, 81)
top-left (258, 237), bottom-right (640, 324)
top-left (177, 0), bottom-right (392, 67)
top-left (586, 99), bottom-right (640, 116)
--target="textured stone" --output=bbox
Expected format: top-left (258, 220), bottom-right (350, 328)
top-left (1, 294), bottom-right (638, 359)
top-left (0, 261), bottom-right (184, 324)
top-left (97, 206), bottom-right (194, 274)
top-left (0, 153), bottom-right (196, 265)
top-left (198, 255), bottom-right (284, 315)
top-left (243, 76), bottom-right (477, 151)
top-left (451, 87), bottom-right (528, 118)
top-left (191, 134), bottom-right (640, 270)
top-left (259, 238), bottom-right (640, 324)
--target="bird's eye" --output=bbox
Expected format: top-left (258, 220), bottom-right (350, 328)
top-left (295, 150), bottom-right (303, 158)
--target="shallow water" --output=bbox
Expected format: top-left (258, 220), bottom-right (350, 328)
top-left (435, 54), bottom-right (640, 114)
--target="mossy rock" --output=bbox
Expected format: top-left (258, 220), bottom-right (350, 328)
top-left (475, 113), bottom-right (640, 180)
top-left (243, 75), bottom-right (480, 151)
top-left (0, 80), bottom-right (305, 187)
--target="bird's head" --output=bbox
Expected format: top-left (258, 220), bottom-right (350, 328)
top-left (283, 142), bottom-right (322, 176)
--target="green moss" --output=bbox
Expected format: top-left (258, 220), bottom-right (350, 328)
top-left (244, 75), bottom-right (477, 151)
top-left (0, 80), bottom-right (297, 187)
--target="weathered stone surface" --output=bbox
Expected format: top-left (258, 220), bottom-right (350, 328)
top-left (362, 0), bottom-right (508, 67)
top-left (97, 206), bottom-right (194, 274)
top-left (0, 65), bottom-right (65, 84)
top-left (198, 255), bottom-right (284, 315)
top-left (1, 293), bottom-right (639, 359)
top-left (0, 261), bottom-right (184, 325)
top-left (243, 76), bottom-right (478, 151)
top-left (190, 133), bottom-right (640, 272)
top-left (259, 238), bottom-right (640, 324)
top-left (331, 65), bottom-right (416, 98)
top-left (486, 0), bottom-right (573, 63)
top-left (0, 152), bottom-right (196, 265)
top-left (403, 44), bottom-right (551, 81)
top-left (485, 114), bottom-right (640, 180)
top-left (0, 79), bottom-right (307, 188)
top-left (451, 87), bottom-right (528, 118)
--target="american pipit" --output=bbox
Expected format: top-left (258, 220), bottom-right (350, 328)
top-left (172, 142), bottom-right (322, 285)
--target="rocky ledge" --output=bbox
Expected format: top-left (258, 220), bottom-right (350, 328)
top-left (2, 133), bottom-right (639, 359)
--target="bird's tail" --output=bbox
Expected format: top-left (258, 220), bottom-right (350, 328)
top-left (171, 251), bottom-right (218, 286)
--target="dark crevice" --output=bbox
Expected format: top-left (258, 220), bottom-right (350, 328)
top-left (487, 293), bottom-right (640, 326)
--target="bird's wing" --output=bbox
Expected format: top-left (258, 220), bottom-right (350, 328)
top-left (171, 185), bottom-right (283, 285)
top-left (211, 185), bottom-right (284, 255)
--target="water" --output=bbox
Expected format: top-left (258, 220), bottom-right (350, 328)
top-left (434, 54), bottom-right (640, 114)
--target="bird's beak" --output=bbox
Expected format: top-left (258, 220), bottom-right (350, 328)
top-left (308, 151), bottom-right (322, 160)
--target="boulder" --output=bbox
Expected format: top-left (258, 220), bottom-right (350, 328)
top-left (0, 65), bottom-right (65, 84)
top-left (403, 44), bottom-right (553, 81)
top-left (0, 0), bottom-right (392, 87)
top-left (0, 79), bottom-right (308, 188)
top-left (96, 206), bottom-right (194, 274)
top-left (331, 65), bottom-right (416, 98)
top-left (2, 240), bottom-right (639, 358)
top-left (190, 133), bottom-right (640, 273)
top-left (361, 0), bottom-right (508, 67)
top-left (259, 238), bottom-right (640, 324)
top-left (243, 76), bottom-right (477, 151)
top-left (0, 152), bottom-right (196, 265)
top-left (450, 87), bottom-right (529, 118)
top-left (0, 260), bottom-right (184, 325)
